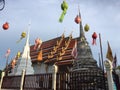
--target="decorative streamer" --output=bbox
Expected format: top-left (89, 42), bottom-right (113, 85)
top-left (59, 0), bottom-right (68, 22)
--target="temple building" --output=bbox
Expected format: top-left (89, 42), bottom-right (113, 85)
top-left (30, 33), bottom-right (77, 74)
top-left (30, 11), bottom-right (99, 74)
top-left (7, 10), bottom-right (100, 75)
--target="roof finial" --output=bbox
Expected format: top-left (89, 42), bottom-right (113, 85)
top-left (25, 22), bottom-right (31, 46)
top-left (78, 6), bottom-right (86, 41)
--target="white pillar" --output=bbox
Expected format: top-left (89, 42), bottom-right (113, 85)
top-left (20, 69), bottom-right (26, 90)
top-left (52, 64), bottom-right (58, 90)
top-left (0, 71), bottom-right (5, 89)
top-left (104, 60), bottom-right (114, 90)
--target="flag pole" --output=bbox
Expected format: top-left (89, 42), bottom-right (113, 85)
top-left (4, 48), bottom-right (11, 76)
top-left (98, 53), bottom-right (102, 69)
top-left (99, 33), bottom-right (104, 72)
top-left (99, 33), bottom-right (107, 89)
top-left (5, 56), bottom-right (9, 76)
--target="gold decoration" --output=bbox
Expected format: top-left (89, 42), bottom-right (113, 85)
top-left (57, 56), bottom-right (62, 60)
top-left (47, 33), bottom-right (65, 60)
top-left (69, 34), bottom-right (72, 39)
top-left (50, 51), bottom-right (54, 55)
top-left (59, 57), bottom-right (62, 60)
top-left (65, 41), bottom-right (67, 46)
top-left (64, 46), bottom-right (67, 50)
top-left (61, 33), bottom-right (65, 38)
top-left (57, 40), bottom-right (59, 46)
top-left (53, 46), bottom-right (57, 52)
top-left (60, 50), bottom-right (65, 56)
top-left (48, 54), bottom-right (53, 59)
top-left (81, 37), bottom-right (85, 41)
top-left (62, 47), bottom-right (65, 52)
top-left (56, 56), bottom-right (59, 60)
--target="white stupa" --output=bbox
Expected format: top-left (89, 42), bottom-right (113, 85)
top-left (11, 29), bottom-right (34, 75)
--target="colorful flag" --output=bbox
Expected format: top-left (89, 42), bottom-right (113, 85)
top-left (106, 42), bottom-right (113, 62)
top-left (16, 51), bottom-right (21, 59)
top-left (113, 54), bottom-right (117, 68)
top-left (5, 48), bottom-right (11, 58)
top-left (34, 38), bottom-right (42, 50)
top-left (11, 58), bottom-right (16, 68)
top-left (37, 50), bottom-right (42, 61)
top-left (71, 40), bottom-right (77, 59)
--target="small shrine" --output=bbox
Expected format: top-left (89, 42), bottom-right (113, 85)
top-left (72, 11), bottom-right (99, 71)
top-left (10, 31), bottom-right (34, 75)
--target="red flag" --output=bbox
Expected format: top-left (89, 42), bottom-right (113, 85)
top-left (5, 48), bottom-right (11, 58)
top-left (71, 40), bottom-right (77, 59)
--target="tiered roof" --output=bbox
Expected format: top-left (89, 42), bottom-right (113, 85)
top-left (30, 33), bottom-right (76, 66)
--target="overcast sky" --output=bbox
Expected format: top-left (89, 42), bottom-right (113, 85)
top-left (0, 0), bottom-right (120, 70)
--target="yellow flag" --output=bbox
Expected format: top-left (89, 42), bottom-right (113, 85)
top-left (106, 42), bottom-right (113, 62)
top-left (37, 50), bottom-right (42, 61)
top-left (16, 51), bottom-right (21, 58)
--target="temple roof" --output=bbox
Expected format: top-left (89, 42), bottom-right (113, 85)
top-left (30, 34), bottom-right (76, 65)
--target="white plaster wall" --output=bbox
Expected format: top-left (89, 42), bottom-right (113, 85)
top-left (47, 65), bottom-right (54, 73)
top-left (33, 62), bottom-right (54, 74)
